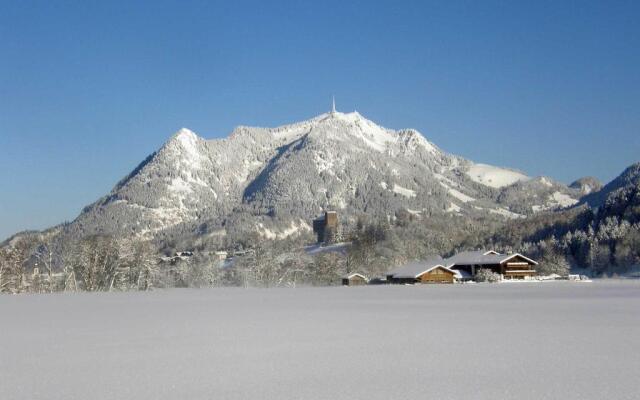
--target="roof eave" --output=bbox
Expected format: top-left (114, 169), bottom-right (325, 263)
top-left (499, 253), bottom-right (539, 265)
top-left (414, 264), bottom-right (454, 278)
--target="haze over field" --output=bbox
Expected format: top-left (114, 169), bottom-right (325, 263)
top-left (2, 282), bottom-right (640, 400)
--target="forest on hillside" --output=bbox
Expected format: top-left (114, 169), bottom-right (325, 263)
top-left (2, 174), bottom-right (639, 294)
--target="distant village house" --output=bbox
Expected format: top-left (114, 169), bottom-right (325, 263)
top-left (386, 257), bottom-right (457, 284)
top-left (342, 273), bottom-right (369, 286)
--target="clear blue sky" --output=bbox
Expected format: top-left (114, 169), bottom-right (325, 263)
top-left (1, 0), bottom-right (639, 240)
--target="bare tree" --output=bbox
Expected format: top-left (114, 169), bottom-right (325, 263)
top-left (1, 238), bottom-right (35, 293)
top-left (33, 239), bottom-right (58, 292)
top-left (0, 248), bottom-right (9, 293)
top-left (70, 235), bottom-right (120, 292)
top-left (131, 241), bottom-right (158, 290)
top-left (276, 249), bottom-right (310, 287)
top-left (307, 252), bottom-right (342, 286)
top-left (60, 248), bottom-right (78, 292)
top-left (538, 251), bottom-right (570, 276)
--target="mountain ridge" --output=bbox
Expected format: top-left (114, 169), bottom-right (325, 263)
top-left (60, 111), bottom-right (581, 242)
top-left (5, 110), bottom-right (589, 246)
top-left (580, 163), bottom-right (640, 208)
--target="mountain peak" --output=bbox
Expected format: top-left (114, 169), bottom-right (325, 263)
top-left (569, 176), bottom-right (603, 196)
top-left (170, 127), bottom-right (199, 142)
top-left (160, 127), bottom-right (205, 168)
top-left (325, 110), bottom-right (370, 124)
top-left (166, 127), bottom-right (199, 144)
top-left (307, 110), bottom-right (397, 152)
top-left (580, 162), bottom-right (639, 207)
top-left (27, 110), bottom-right (588, 244)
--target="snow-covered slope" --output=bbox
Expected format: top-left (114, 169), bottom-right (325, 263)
top-left (466, 163), bottom-right (530, 188)
top-left (52, 110), bottom-right (581, 242)
top-left (570, 176), bottom-right (603, 196)
top-left (580, 163), bottom-right (640, 208)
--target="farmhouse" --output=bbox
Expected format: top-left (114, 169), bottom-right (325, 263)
top-left (382, 251), bottom-right (538, 285)
top-left (342, 273), bottom-right (368, 286)
top-left (445, 250), bottom-right (538, 280)
top-left (386, 257), bottom-right (457, 284)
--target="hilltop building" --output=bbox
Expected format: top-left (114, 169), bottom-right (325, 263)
top-left (312, 211), bottom-right (341, 244)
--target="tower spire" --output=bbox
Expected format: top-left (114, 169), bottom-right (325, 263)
top-left (331, 95), bottom-right (336, 114)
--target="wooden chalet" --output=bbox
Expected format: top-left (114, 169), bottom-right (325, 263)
top-left (386, 257), bottom-right (457, 284)
top-left (342, 273), bottom-right (369, 286)
top-left (445, 250), bottom-right (538, 280)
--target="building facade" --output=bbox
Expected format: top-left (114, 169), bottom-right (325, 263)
top-left (386, 257), bottom-right (456, 284)
top-left (342, 273), bottom-right (369, 286)
top-left (312, 211), bottom-right (341, 244)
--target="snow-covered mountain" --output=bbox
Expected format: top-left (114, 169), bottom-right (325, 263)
top-left (570, 177), bottom-right (603, 196)
top-left (59, 110), bottom-right (582, 242)
top-left (580, 163), bottom-right (640, 208)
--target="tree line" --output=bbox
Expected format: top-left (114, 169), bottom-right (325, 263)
top-left (3, 181), bottom-right (639, 294)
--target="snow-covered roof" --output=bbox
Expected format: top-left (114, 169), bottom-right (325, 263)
top-left (343, 273), bottom-right (368, 280)
top-left (387, 257), bottom-right (455, 279)
top-left (445, 251), bottom-right (538, 267)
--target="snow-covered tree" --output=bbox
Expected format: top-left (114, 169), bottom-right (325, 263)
top-left (475, 268), bottom-right (501, 283)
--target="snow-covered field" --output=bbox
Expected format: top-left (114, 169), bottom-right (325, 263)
top-left (2, 282), bottom-right (640, 399)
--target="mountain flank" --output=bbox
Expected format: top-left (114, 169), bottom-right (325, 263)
top-left (53, 110), bottom-right (583, 247)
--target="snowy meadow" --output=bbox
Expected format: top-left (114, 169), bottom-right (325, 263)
top-left (2, 281), bottom-right (640, 399)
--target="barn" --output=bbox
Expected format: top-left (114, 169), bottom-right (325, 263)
top-left (386, 257), bottom-right (456, 284)
top-left (342, 273), bottom-right (368, 286)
